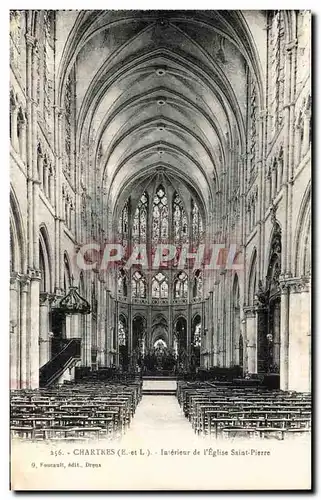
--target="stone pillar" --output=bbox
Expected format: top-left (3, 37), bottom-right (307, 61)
top-left (98, 281), bottom-right (106, 367)
top-left (115, 300), bottom-right (119, 366)
top-left (20, 275), bottom-right (29, 389)
top-left (84, 314), bottom-right (92, 367)
top-left (39, 292), bottom-right (50, 368)
top-left (209, 291), bottom-right (213, 366)
top-left (273, 300), bottom-right (281, 370)
top-left (213, 280), bottom-right (219, 366)
top-left (279, 279), bottom-right (290, 391)
top-left (105, 290), bottom-right (111, 365)
top-left (29, 272), bottom-right (40, 389)
top-left (187, 303), bottom-right (191, 357)
top-left (244, 306), bottom-right (257, 374)
top-left (288, 279), bottom-right (311, 392)
top-left (128, 302), bottom-right (133, 362)
top-left (10, 274), bottom-right (20, 389)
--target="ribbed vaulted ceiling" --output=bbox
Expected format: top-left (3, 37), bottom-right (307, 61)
top-left (57, 10), bottom-right (266, 218)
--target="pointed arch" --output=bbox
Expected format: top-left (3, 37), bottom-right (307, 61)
top-left (39, 224), bottom-right (53, 293)
top-left (10, 187), bottom-right (26, 274)
top-left (152, 184), bottom-right (169, 245)
top-left (173, 190), bottom-right (188, 244)
top-left (132, 191), bottom-right (148, 244)
top-left (248, 248), bottom-right (257, 306)
top-left (174, 271), bottom-right (188, 299)
top-left (152, 272), bottom-right (168, 299)
top-left (131, 270), bottom-right (146, 299)
top-left (294, 182), bottom-right (311, 277)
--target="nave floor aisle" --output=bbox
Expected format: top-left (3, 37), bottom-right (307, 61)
top-left (120, 395), bottom-right (198, 448)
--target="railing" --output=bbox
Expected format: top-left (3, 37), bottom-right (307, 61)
top-left (39, 338), bottom-right (81, 387)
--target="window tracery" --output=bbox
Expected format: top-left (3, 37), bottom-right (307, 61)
top-left (132, 271), bottom-right (146, 299)
top-left (192, 199), bottom-right (203, 245)
top-left (118, 268), bottom-right (128, 297)
top-left (174, 272), bottom-right (188, 299)
top-left (152, 186), bottom-right (168, 245)
top-left (133, 192), bottom-right (148, 244)
top-left (173, 191), bottom-right (188, 244)
top-left (152, 272), bottom-right (168, 299)
top-left (193, 270), bottom-right (202, 298)
top-left (118, 200), bottom-right (129, 252)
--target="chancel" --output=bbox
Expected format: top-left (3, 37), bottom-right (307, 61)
top-left (10, 10), bottom-right (311, 443)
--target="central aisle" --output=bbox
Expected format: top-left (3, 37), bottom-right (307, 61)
top-left (120, 395), bottom-right (199, 448)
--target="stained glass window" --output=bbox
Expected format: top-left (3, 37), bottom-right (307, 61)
top-left (152, 186), bottom-right (168, 245)
top-left (174, 271), bottom-right (188, 298)
top-left (117, 268), bottom-right (127, 297)
top-left (152, 272), bottom-right (168, 298)
top-left (193, 269), bottom-right (202, 298)
top-left (118, 200), bottom-right (129, 252)
top-left (192, 199), bottom-right (203, 244)
top-left (118, 318), bottom-right (127, 347)
top-left (133, 192), bottom-right (148, 244)
top-left (132, 270), bottom-right (146, 299)
top-left (193, 323), bottom-right (201, 347)
top-left (173, 192), bottom-right (188, 244)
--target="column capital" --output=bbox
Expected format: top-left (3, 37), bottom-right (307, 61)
top-left (20, 274), bottom-right (31, 291)
top-left (27, 268), bottom-right (42, 281)
top-left (10, 271), bottom-right (21, 287)
top-left (279, 276), bottom-right (310, 294)
top-left (39, 292), bottom-right (51, 305)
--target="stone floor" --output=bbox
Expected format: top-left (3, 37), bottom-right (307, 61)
top-left (120, 395), bottom-right (199, 448)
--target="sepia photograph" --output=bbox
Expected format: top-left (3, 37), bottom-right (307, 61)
top-left (9, 9), bottom-right (312, 491)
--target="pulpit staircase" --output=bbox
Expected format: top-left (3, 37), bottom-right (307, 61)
top-left (39, 338), bottom-right (81, 388)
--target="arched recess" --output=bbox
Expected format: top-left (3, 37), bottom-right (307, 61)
top-left (10, 188), bottom-right (26, 389)
top-left (10, 188), bottom-right (26, 274)
top-left (295, 183), bottom-right (311, 278)
top-left (132, 314), bottom-right (146, 360)
top-left (191, 313), bottom-right (201, 369)
top-left (118, 313), bottom-right (129, 369)
top-left (39, 225), bottom-right (52, 293)
top-left (231, 274), bottom-right (242, 368)
top-left (38, 226), bottom-right (53, 367)
top-left (257, 223), bottom-right (281, 375)
top-left (248, 248), bottom-right (257, 306)
top-left (173, 316), bottom-right (187, 360)
top-left (151, 314), bottom-right (168, 346)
